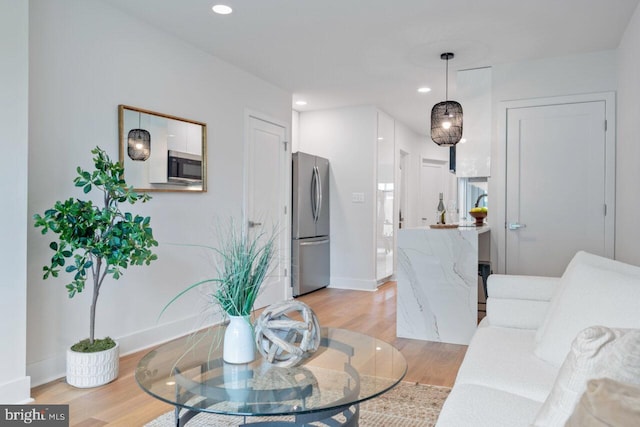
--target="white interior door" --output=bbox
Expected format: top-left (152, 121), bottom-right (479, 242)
top-left (505, 99), bottom-right (614, 276)
top-left (246, 114), bottom-right (288, 309)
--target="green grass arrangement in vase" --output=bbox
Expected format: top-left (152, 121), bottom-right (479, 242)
top-left (161, 221), bottom-right (275, 363)
top-left (163, 222), bottom-right (275, 319)
top-left (33, 147), bottom-right (158, 352)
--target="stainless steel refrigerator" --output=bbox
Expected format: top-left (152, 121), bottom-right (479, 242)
top-left (292, 152), bottom-right (330, 297)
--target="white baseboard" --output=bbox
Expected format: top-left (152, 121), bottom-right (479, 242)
top-left (117, 312), bottom-right (222, 358)
top-left (377, 274), bottom-right (396, 285)
top-left (0, 376), bottom-right (32, 403)
top-left (27, 355), bottom-right (63, 389)
top-left (329, 277), bottom-right (377, 292)
top-left (27, 312), bottom-right (222, 387)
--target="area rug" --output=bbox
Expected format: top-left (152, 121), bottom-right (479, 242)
top-left (145, 382), bottom-right (450, 426)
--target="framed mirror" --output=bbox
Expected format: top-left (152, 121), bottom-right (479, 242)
top-left (118, 105), bottom-right (207, 192)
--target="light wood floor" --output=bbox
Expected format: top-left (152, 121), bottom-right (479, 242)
top-left (31, 282), bottom-right (467, 426)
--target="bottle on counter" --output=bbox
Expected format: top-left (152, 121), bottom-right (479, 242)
top-left (437, 192), bottom-right (446, 224)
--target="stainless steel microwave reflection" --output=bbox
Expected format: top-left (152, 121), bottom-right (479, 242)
top-left (118, 105), bottom-right (207, 192)
top-left (168, 150), bottom-right (202, 184)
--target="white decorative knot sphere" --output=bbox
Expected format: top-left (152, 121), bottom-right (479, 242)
top-left (255, 300), bottom-right (321, 367)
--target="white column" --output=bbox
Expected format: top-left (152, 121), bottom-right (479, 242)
top-left (0, 0), bottom-right (31, 403)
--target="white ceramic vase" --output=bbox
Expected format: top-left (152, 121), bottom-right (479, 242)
top-left (66, 341), bottom-right (119, 388)
top-left (223, 315), bottom-right (255, 364)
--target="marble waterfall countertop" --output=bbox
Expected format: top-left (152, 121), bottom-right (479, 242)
top-left (396, 226), bottom-right (489, 345)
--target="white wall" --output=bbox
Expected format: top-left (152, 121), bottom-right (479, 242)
top-left (616, 3), bottom-right (640, 266)
top-left (27, 0), bottom-right (291, 386)
top-left (489, 50), bottom-right (618, 272)
top-left (297, 105), bottom-right (451, 289)
top-left (395, 121), bottom-right (450, 229)
top-left (298, 106), bottom-right (378, 290)
top-left (0, 0), bottom-right (31, 403)
top-left (292, 110), bottom-right (300, 152)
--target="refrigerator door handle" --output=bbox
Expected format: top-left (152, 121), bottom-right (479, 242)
top-left (312, 166), bottom-right (320, 222)
top-left (316, 165), bottom-right (323, 222)
top-left (310, 166), bottom-right (316, 222)
top-left (312, 166), bottom-right (316, 222)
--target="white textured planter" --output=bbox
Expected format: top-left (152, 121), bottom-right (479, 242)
top-left (66, 341), bottom-right (120, 388)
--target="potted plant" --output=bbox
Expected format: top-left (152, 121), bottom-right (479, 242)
top-left (162, 222), bottom-right (275, 364)
top-left (34, 146), bottom-right (158, 387)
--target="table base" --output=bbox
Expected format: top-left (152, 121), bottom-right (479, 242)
top-left (175, 403), bottom-right (359, 427)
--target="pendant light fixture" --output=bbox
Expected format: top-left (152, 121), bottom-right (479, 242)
top-left (127, 112), bottom-right (151, 161)
top-left (431, 52), bottom-right (463, 146)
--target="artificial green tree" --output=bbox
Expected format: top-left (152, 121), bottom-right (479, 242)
top-left (34, 147), bottom-right (158, 351)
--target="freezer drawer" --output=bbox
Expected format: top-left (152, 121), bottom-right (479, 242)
top-left (292, 237), bottom-right (330, 297)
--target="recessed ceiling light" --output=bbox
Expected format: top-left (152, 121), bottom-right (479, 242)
top-left (418, 87), bottom-right (431, 93)
top-left (295, 100), bottom-right (307, 106)
top-left (212, 4), bottom-right (233, 15)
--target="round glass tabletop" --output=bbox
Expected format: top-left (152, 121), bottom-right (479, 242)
top-left (136, 326), bottom-right (407, 418)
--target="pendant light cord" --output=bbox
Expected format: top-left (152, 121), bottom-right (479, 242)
top-left (445, 56), bottom-right (449, 102)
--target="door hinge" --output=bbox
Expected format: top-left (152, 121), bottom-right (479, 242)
top-left (284, 268), bottom-right (288, 277)
top-left (283, 140), bottom-right (288, 151)
top-left (284, 205), bottom-right (287, 215)
top-left (604, 204), bottom-right (607, 216)
top-left (605, 120), bottom-right (608, 131)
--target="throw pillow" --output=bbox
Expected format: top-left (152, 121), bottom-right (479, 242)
top-left (534, 252), bottom-right (640, 366)
top-left (534, 250), bottom-right (590, 343)
top-left (532, 326), bottom-right (640, 427)
top-left (565, 377), bottom-right (640, 427)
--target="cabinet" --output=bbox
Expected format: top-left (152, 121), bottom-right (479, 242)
top-left (455, 67), bottom-right (492, 178)
top-left (167, 121), bottom-right (203, 155)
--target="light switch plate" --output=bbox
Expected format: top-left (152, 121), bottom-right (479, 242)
top-left (352, 192), bottom-right (365, 203)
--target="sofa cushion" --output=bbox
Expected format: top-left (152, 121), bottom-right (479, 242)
top-left (532, 326), bottom-right (640, 427)
top-left (486, 298), bottom-right (549, 329)
top-left (565, 378), bottom-right (640, 427)
top-left (487, 274), bottom-right (559, 300)
top-left (535, 251), bottom-right (640, 366)
top-left (535, 251), bottom-right (624, 342)
top-left (455, 324), bottom-right (558, 402)
top-left (436, 384), bottom-right (542, 427)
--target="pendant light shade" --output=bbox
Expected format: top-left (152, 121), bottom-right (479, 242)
top-left (431, 100), bottom-right (463, 146)
top-left (127, 112), bottom-right (151, 161)
top-left (431, 53), bottom-right (463, 146)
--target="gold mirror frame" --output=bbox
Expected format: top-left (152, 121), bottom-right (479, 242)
top-left (118, 105), bottom-right (207, 192)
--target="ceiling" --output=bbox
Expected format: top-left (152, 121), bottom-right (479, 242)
top-left (104, 0), bottom-right (639, 136)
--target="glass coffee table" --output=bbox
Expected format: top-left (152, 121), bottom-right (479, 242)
top-left (136, 326), bottom-right (407, 426)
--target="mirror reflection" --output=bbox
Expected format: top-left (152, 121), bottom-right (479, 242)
top-left (118, 105), bottom-right (207, 192)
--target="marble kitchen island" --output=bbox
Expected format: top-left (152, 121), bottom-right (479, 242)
top-left (397, 226), bottom-right (490, 345)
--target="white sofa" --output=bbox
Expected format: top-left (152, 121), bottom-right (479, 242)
top-left (436, 251), bottom-right (640, 427)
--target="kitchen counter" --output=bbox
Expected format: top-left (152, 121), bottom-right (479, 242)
top-left (396, 226), bottom-right (490, 345)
